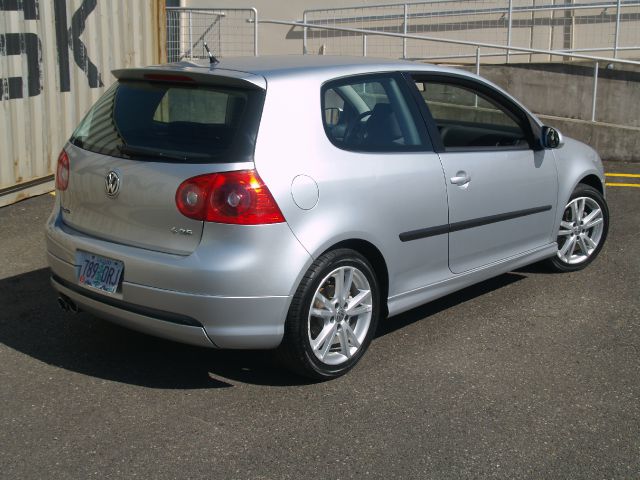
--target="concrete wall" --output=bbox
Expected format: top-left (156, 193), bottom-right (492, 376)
top-left (472, 63), bottom-right (640, 128)
top-left (538, 115), bottom-right (640, 163)
top-left (463, 62), bottom-right (640, 161)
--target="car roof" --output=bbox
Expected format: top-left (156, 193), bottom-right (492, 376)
top-left (113, 55), bottom-right (541, 128)
top-left (140, 55), bottom-right (469, 82)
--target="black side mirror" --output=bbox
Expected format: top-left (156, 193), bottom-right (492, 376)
top-left (541, 126), bottom-right (564, 149)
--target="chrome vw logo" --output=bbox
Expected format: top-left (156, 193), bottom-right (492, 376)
top-left (105, 170), bottom-right (121, 198)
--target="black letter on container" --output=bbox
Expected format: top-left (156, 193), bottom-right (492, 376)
top-left (0, 33), bottom-right (42, 100)
top-left (53, 0), bottom-right (104, 91)
top-left (0, 0), bottom-right (41, 100)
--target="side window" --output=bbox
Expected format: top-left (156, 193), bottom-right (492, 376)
top-left (322, 75), bottom-right (430, 152)
top-left (413, 78), bottom-right (530, 151)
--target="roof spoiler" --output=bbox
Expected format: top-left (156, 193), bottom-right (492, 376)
top-left (112, 64), bottom-right (266, 90)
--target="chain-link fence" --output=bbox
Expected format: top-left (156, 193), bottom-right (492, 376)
top-left (303, 1), bottom-right (640, 63)
top-left (166, 7), bottom-right (258, 62)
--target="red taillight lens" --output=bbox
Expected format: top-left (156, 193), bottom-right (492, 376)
top-left (176, 170), bottom-right (285, 225)
top-left (55, 150), bottom-right (70, 191)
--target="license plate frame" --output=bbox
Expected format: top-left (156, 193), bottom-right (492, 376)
top-left (77, 250), bottom-right (124, 294)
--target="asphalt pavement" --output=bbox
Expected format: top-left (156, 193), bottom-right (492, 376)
top-left (0, 162), bottom-right (638, 479)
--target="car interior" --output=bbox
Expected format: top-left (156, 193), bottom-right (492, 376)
top-left (323, 77), bottom-right (530, 151)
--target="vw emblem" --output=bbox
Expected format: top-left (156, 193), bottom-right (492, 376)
top-left (105, 170), bottom-right (121, 198)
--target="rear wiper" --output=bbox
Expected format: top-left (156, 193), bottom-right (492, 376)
top-left (117, 144), bottom-right (203, 162)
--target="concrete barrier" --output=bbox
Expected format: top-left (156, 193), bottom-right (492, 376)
top-left (460, 62), bottom-right (640, 162)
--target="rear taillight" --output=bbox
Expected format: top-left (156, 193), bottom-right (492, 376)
top-left (55, 149), bottom-right (70, 191)
top-left (176, 170), bottom-right (285, 225)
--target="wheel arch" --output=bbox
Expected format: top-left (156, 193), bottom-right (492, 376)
top-left (319, 239), bottom-right (390, 318)
top-left (578, 173), bottom-right (605, 194)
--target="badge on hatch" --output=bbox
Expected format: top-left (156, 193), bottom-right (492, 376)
top-left (105, 170), bottom-right (121, 198)
top-left (170, 227), bottom-right (193, 236)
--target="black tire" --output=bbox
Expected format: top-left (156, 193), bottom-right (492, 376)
top-left (277, 248), bottom-right (381, 380)
top-left (545, 183), bottom-right (609, 273)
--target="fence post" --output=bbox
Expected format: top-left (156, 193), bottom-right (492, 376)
top-left (188, 11), bottom-right (193, 60)
top-left (506, 0), bottom-right (513, 63)
top-left (591, 62), bottom-right (599, 122)
top-left (303, 11), bottom-right (308, 54)
top-left (403, 4), bottom-right (408, 59)
top-left (363, 34), bottom-right (367, 56)
top-left (252, 8), bottom-right (259, 56)
top-left (614, 0), bottom-right (621, 58)
top-left (475, 48), bottom-right (480, 107)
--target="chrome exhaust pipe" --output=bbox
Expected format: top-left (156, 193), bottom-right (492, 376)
top-left (68, 299), bottom-right (79, 313)
top-left (57, 295), bottom-right (79, 313)
top-left (57, 296), bottom-right (69, 311)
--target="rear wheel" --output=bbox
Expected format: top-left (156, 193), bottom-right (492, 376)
top-left (546, 184), bottom-right (609, 272)
top-left (278, 249), bottom-right (380, 380)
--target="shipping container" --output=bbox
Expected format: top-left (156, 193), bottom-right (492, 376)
top-left (0, 0), bottom-right (165, 207)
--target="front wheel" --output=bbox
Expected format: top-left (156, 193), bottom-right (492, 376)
top-left (278, 249), bottom-right (381, 380)
top-left (546, 184), bottom-right (609, 272)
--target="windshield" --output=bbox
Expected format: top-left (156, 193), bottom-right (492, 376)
top-left (70, 80), bottom-right (265, 163)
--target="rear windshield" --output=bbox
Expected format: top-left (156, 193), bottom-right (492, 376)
top-left (70, 80), bottom-right (265, 163)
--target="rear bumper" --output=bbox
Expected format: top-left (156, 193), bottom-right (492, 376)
top-left (46, 205), bottom-right (312, 349)
top-left (52, 275), bottom-right (216, 348)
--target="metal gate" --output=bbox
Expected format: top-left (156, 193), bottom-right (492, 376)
top-left (166, 7), bottom-right (258, 62)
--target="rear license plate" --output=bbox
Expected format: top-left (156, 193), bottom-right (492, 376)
top-left (77, 251), bottom-right (123, 294)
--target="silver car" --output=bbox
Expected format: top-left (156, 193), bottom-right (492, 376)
top-left (46, 56), bottom-right (609, 379)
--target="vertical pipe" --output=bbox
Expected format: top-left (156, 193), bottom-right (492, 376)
top-left (614, 0), bottom-right (621, 58)
top-left (303, 11), bottom-right (308, 54)
top-left (563, 0), bottom-right (575, 57)
top-left (591, 62), bottom-right (599, 122)
top-left (475, 48), bottom-right (480, 107)
top-left (549, 0), bottom-right (555, 61)
top-left (403, 4), bottom-right (408, 59)
top-left (529, 0), bottom-right (536, 62)
top-left (507, 0), bottom-right (513, 63)
top-left (188, 11), bottom-right (193, 59)
top-left (252, 8), bottom-right (258, 56)
top-left (363, 34), bottom-right (367, 56)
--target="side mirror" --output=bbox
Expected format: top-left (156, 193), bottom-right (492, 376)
top-left (541, 126), bottom-right (564, 149)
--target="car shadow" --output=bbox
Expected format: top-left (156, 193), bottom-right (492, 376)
top-left (376, 272), bottom-right (526, 337)
top-left (0, 268), bottom-right (311, 389)
top-left (0, 268), bottom-right (526, 388)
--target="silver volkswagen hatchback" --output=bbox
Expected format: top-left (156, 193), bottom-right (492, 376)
top-left (47, 56), bottom-right (609, 379)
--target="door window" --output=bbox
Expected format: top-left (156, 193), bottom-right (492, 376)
top-left (413, 78), bottom-right (531, 151)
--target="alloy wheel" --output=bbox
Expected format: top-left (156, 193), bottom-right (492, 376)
top-left (557, 196), bottom-right (605, 264)
top-left (307, 266), bottom-right (373, 366)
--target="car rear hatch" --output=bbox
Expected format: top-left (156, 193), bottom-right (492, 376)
top-left (58, 65), bottom-right (266, 255)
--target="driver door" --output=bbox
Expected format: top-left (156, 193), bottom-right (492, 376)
top-left (410, 74), bottom-right (559, 274)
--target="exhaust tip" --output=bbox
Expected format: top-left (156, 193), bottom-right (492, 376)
top-left (57, 296), bottom-right (69, 311)
top-left (57, 295), bottom-right (79, 313)
top-left (68, 300), bottom-right (79, 313)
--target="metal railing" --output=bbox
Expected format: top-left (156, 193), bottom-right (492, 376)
top-left (257, 18), bottom-right (640, 124)
top-left (302, 0), bottom-right (640, 62)
top-left (166, 7), bottom-right (258, 61)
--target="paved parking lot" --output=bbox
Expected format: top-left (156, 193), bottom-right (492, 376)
top-left (1, 161), bottom-right (638, 479)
